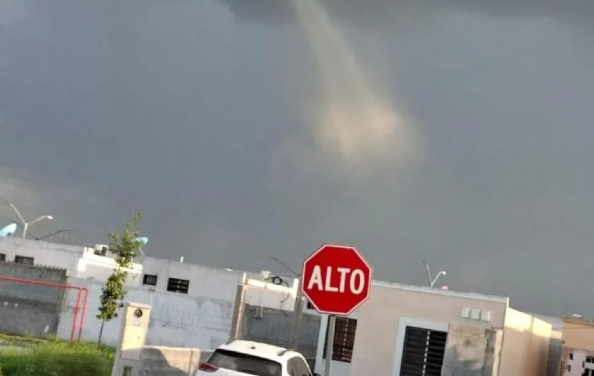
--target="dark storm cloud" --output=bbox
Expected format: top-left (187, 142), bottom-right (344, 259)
top-left (222, 0), bottom-right (594, 31)
top-left (1, 0), bottom-right (593, 316)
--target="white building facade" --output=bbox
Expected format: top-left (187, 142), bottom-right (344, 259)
top-left (0, 238), bottom-right (299, 347)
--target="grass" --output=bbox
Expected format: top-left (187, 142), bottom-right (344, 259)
top-left (0, 337), bottom-right (114, 376)
top-left (0, 334), bottom-right (47, 348)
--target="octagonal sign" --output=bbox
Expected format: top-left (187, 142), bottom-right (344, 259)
top-left (301, 244), bottom-right (373, 316)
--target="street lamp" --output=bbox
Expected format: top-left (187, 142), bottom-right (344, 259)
top-left (5, 201), bottom-right (53, 239)
top-left (422, 260), bottom-right (447, 288)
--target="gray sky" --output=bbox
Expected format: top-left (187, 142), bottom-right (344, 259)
top-left (0, 0), bottom-right (593, 316)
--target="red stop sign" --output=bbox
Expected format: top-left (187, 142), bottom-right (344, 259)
top-left (301, 244), bottom-right (373, 316)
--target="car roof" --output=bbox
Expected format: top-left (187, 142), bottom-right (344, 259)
top-left (217, 340), bottom-right (302, 363)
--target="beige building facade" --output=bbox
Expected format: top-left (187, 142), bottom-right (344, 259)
top-left (561, 317), bottom-right (594, 352)
top-left (559, 318), bottom-right (594, 375)
top-left (313, 281), bottom-right (551, 376)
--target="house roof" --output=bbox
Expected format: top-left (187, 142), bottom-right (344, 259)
top-left (372, 280), bottom-right (509, 303)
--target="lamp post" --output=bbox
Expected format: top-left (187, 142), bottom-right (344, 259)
top-left (422, 260), bottom-right (447, 288)
top-left (5, 201), bottom-right (53, 239)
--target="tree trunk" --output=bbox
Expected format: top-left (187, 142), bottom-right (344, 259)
top-left (98, 319), bottom-right (105, 345)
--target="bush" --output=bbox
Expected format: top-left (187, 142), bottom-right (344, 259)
top-left (0, 339), bottom-right (114, 376)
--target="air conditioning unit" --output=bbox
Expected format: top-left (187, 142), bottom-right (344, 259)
top-left (94, 244), bottom-right (109, 256)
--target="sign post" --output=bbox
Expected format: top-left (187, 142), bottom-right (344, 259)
top-left (300, 244), bottom-right (373, 376)
top-left (323, 315), bottom-right (335, 376)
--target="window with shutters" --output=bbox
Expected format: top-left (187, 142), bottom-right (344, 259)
top-left (399, 326), bottom-right (447, 376)
top-left (143, 274), bottom-right (158, 286)
top-left (15, 255), bottom-right (34, 265)
top-left (167, 277), bottom-right (189, 294)
top-left (322, 317), bottom-right (357, 363)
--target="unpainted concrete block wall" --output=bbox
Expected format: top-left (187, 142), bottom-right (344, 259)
top-left (139, 346), bottom-right (202, 376)
top-left (115, 347), bottom-right (203, 376)
top-left (241, 304), bottom-right (321, 369)
top-left (58, 277), bottom-right (234, 349)
top-left (441, 324), bottom-right (503, 376)
top-left (547, 338), bottom-right (563, 376)
top-left (0, 262), bottom-right (67, 337)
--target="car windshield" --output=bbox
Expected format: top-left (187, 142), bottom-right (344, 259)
top-left (207, 349), bottom-right (282, 376)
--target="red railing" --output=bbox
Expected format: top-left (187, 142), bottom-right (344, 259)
top-left (0, 275), bottom-right (89, 341)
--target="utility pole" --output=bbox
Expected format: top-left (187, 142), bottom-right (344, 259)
top-left (229, 274), bottom-right (248, 341)
top-left (268, 256), bottom-right (304, 349)
top-left (289, 293), bottom-right (304, 349)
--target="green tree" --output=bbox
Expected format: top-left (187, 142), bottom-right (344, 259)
top-left (96, 211), bottom-right (143, 345)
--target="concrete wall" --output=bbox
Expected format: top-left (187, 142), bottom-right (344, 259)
top-left (241, 304), bottom-right (321, 369)
top-left (77, 249), bottom-right (142, 287)
top-left (0, 238), bottom-right (81, 274)
top-left (0, 262), bottom-right (67, 337)
top-left (499, 308), bottom-right (551, 376)
top-left (0, 240), bottom-right (272, 295)
top-left (139, 257), bottom-right (270, 299)
top-left (57, 277), bottom-right (303, 349)
top-left (316, 282), bottom-right (509, 376)
top-left (137, 346), bottom-right (202, 376)
top-left (441, 324), bottom-right (503, 376)
top-left (58, 277), bottom-right (234, 348)
top-left (530, 313), bottom-right (564, 376)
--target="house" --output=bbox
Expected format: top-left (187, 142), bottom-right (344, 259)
top-left (313, 281), bottom-right (551, 376)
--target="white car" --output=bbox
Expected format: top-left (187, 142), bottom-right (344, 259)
top-left (195, 340), bottom-right (321, 376)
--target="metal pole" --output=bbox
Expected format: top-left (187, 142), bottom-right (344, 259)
top-left (289, 295), bottom-right (304, 349)
top-left (324, 315), bottom-right (335, 376)
top-left (22, 222), bottom-right (28, 239)
top-left (423, 260), bottom-right (433, 287)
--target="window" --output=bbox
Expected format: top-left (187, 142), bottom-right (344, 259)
top-left (570, 353), bottom-right (573, 360)
top-left (202, 349), bottom-right (281, 376)
top-left (287, 356), bottom-right (312, 376)
top-left (167, 278), bottom-right (189, 294)
top-left (143, 274), bottom-right (158, 286)
top-left (0, 253), bottom-right (5, 262)
top-left (400, 326), bottom-right (447, 376)
top-left (322, 317), bottom-right (357, 363)
top-left (14, 255), bottom-right (34, 265)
